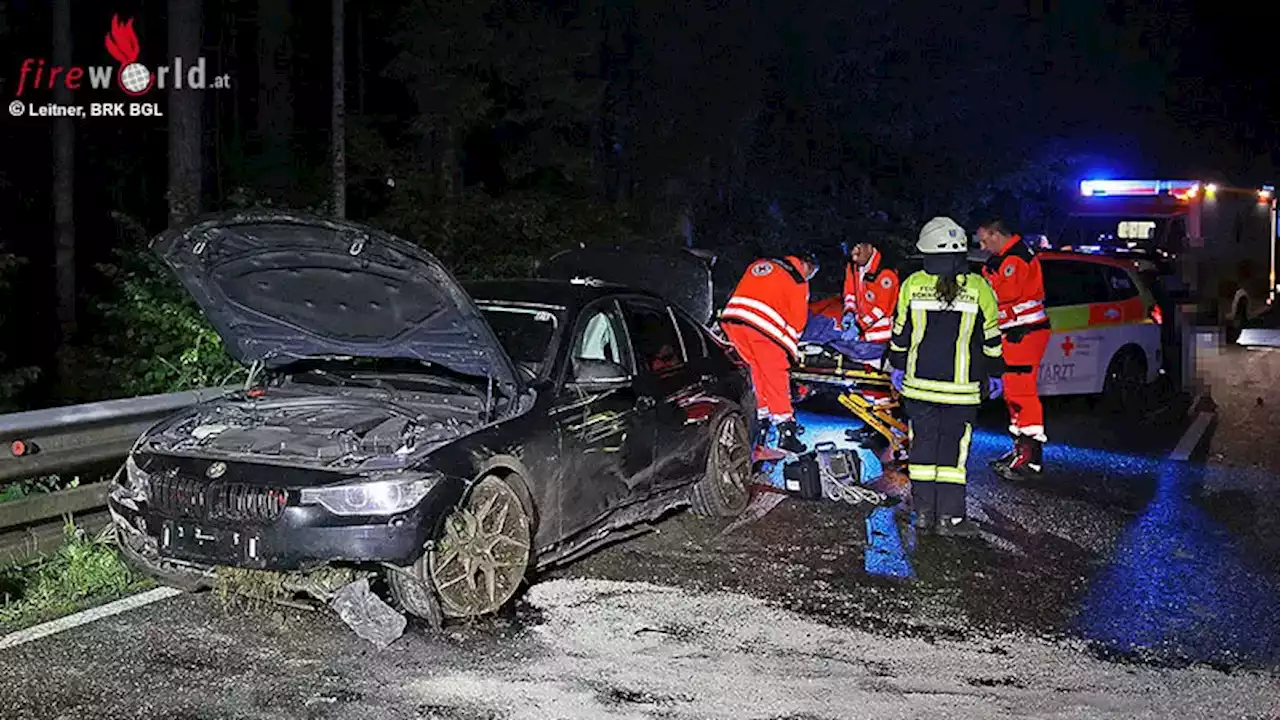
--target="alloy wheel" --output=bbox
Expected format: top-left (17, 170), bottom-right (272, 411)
top-left (428, 476), bottom-right (531, 618)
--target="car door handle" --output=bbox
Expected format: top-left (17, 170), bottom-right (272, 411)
top-left (637, 396), bottom-right (656, 410)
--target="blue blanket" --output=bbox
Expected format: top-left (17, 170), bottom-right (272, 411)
top-left (801, 314), bottom-right (887, 363)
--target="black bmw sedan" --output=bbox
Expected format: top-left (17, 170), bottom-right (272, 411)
top-left (109, 212), bottom-right (757, 625)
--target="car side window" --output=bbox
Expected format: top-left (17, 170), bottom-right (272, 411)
top-left (1103, 266), bottom-right (1138, 301)
top-left (671, 309), bottom-right (707, 361)
top-left (621, 300), bottom-right (685, 373)
top-left (572, 302), bottom-right (632, 373)
top-left (1043, 260), bottom-right (1111, 307)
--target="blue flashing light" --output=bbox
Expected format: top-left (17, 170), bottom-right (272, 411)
top-left (1079, 179), bottom-right (1200, 198)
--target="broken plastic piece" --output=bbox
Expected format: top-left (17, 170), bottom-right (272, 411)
top-left (330, 578), bottom-right (407, 649)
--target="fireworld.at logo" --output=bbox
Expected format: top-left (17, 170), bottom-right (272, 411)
top-left (13, 14), bottom-right (231, 97)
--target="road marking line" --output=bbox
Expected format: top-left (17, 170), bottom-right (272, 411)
top-left (1169, 411), bottom-right (1215, 462)
top-left (0, 586), bottom-right (182, 652)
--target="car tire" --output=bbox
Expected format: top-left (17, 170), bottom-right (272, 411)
top-left (386, 564), bottom-right (445, 629)
top-left (388, 473), bottom-right (534, 623)
top-left (1101, 347), bottom-right (1148, 417)
top-left (690, 410), bottom-right (753, 518)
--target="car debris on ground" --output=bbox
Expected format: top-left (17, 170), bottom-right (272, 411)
top-left (329, 578), bottom-right (407, 649)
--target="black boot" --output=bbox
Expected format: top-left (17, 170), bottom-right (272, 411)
top-left (999, 437), bottom-right (1044, 480)
top-left (914, 508), bottom-right (936, 533)
top-left (755, 417), bottom-right (773, 448)
top-left (993, 445), bottom-right (1013, 468)
top-left (776, 420), bottom-right (807, 454)
top-left (989, 441), bottom-right (1017, 472)
top-left (935, 515), bottom-right (979, 537)
top-left (911, 477), bottom-right (936, 535)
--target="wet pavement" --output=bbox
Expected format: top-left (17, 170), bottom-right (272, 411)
top-left (2, 382), bottom-right (1279, 718)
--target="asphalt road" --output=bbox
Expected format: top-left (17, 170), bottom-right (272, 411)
top-left (2, 387), bottom-right (1279, 719)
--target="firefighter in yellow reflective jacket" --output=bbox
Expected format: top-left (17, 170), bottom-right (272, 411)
top-left (888, 217), bottom-right (1006, 536)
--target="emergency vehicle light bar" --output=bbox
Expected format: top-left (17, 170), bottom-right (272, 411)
top-left (1079, 179), bottom-right (1201, 198)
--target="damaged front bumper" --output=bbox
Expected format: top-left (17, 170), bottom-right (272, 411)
top-left (108, 474), bottom-right (464, 578)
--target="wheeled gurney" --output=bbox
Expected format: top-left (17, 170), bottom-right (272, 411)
top-left (790, 341), bottom-right (910, 465)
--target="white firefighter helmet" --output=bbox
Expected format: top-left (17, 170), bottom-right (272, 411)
top-left (917, 217), bottom-right (968, 255)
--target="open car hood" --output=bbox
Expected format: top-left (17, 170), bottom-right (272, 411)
top-left (539, 246), bottom-right (716, 324)
top-left (152, 212), bottom-right (520, 394)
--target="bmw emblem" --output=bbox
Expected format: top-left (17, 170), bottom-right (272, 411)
top-left (206, 461), bottom-right (227, 479)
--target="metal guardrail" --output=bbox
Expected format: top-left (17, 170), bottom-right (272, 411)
top-left (0, 386), bottom-right (229, 567)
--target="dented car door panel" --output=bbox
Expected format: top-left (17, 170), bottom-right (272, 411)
top-left (552, 298), bottom-right (657, 538)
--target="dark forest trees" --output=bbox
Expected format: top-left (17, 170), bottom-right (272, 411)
top-left (168, 0), bottom-right (203, 226)
top-left (256, 0), bottom-right (294, 200)
top-left (331, 0), bottom-right (346, 217)
top-left (51, 0), bottom-right (74, 336)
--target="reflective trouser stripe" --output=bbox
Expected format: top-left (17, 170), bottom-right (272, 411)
top-left (934, 423), bottom-right (972, 485)
top-left (910, 464), bottom-right (938, 481)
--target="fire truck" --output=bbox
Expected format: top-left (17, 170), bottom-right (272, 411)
top-left (1057, 179), bottom-right (1278, 337)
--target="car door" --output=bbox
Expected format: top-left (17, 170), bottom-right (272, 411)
top-left (551, 298), bottom-right (657, 536)
top-left (1041, 259), bottom-right (1113, 395)
top-left (618, 297), bottom-right (705, 490)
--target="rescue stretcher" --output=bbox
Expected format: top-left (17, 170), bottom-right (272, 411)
top-left (789, 342), bottom-right (910, 465)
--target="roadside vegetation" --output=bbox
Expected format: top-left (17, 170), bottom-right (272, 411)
top-left (0, 521), bottom-right (150, 633)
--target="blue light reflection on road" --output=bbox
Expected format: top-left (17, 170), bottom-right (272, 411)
top-left (1071, 461), bottom-right (1280, 665)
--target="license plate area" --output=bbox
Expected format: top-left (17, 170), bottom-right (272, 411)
top-left (161, 521), bottom-right (263, 562)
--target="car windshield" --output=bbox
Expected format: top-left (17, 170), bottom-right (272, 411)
top-left (477, 303), bottom-right (562, 377)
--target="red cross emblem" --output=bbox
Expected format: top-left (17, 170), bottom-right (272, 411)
top-left (1061, 336), bottom-right (1075, 357)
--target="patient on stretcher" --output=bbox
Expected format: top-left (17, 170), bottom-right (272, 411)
top-left (799, 305), bottom-right (887, 365)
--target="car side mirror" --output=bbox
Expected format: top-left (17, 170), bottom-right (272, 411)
top-left (570, 358), bottom-right (630, 388)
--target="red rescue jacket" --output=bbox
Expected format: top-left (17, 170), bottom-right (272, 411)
top-left (842, 249), bottom-right (899, 343)
top-left (981, 234), bottom-right (1050, 334)
top-left (720, 256), bottom-right (810, 359)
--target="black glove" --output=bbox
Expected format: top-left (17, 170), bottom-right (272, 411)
top-left (1005, 326), bottom-right (1029, 343)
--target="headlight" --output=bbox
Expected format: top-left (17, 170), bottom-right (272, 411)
top-left (299, 472), bottom-right (440, 516)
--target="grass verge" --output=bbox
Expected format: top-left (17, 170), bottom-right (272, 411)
top-left (0, 522), bottom-right (152, 634)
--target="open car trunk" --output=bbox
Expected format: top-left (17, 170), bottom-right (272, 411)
top-left (539, 247), bottom-right (717, 324)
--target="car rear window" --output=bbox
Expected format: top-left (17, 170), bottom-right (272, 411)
top-left (621, 300), bottom-right (685, 373)
top-left (672, 310), bottom-right (708, 360)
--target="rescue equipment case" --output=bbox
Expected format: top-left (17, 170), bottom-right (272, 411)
top-left (783, 441), bottom-right (883, 505)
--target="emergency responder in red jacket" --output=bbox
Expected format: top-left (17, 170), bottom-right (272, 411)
top-left (977, 219), bottom-right (1051, 479)
top-left (720, 252), bottom-right (819, 453)
top-left (842, 238), bottom-right (900, 347)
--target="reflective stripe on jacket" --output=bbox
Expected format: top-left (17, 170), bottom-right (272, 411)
top-left (720, 256), bottom-right (810, 359)
top-left (981, 235), bottom-right (1050, 333)
top-left (887, 271), bottom-right (1005, 405)
top-left (842, 249), bottom-right (899, 343)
